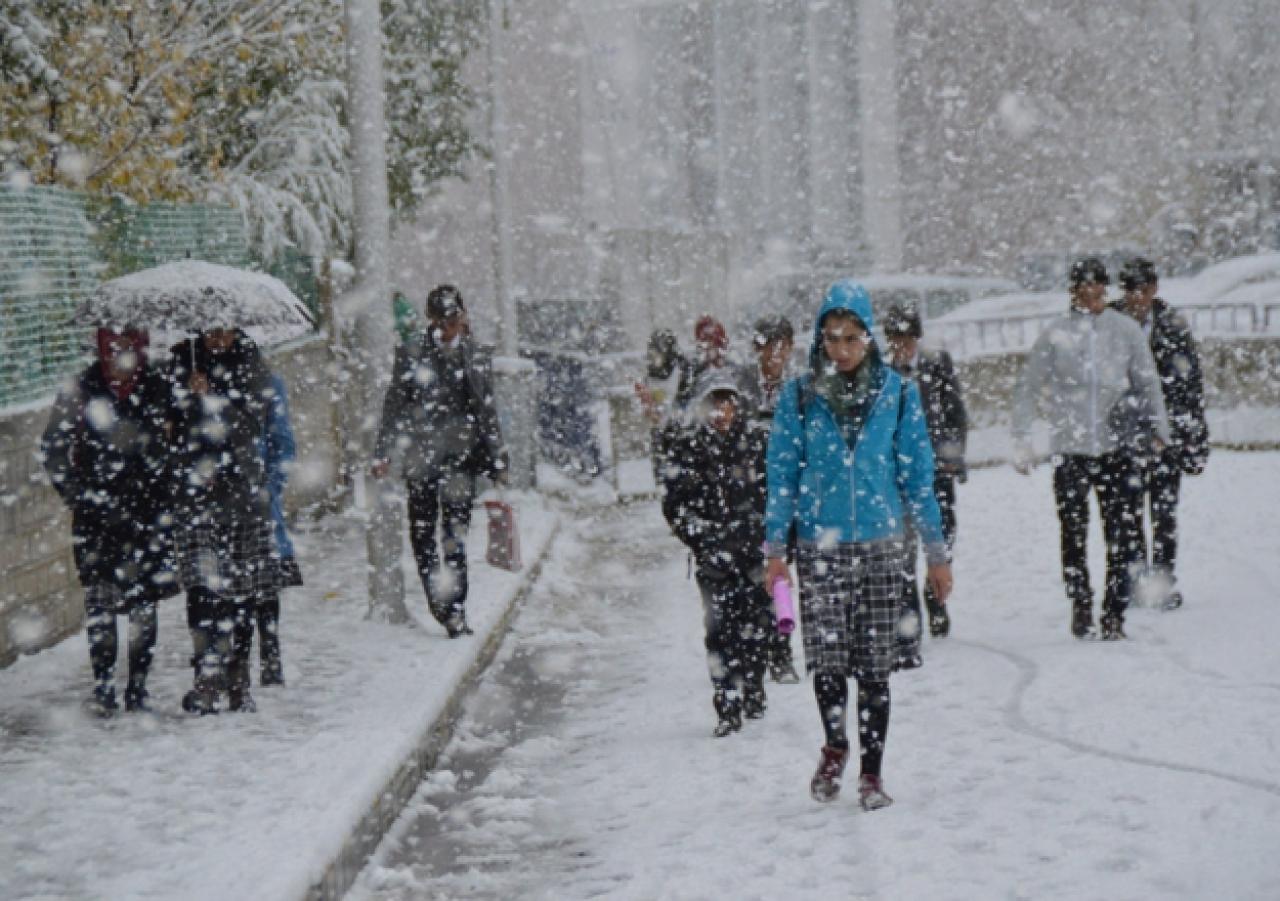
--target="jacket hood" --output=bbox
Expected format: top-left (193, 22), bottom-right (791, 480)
top-left (809, 279), bottom-right (877, 371)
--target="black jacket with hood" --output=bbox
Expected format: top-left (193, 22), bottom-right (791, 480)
top-left (41, 360), bottom-right (179, 603)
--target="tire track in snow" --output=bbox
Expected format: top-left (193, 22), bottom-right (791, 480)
top-left (956, 637), bottom-right (1280, 798)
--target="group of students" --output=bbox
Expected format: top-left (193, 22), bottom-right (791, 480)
top-left (645, 282), bottom-right (965, 811)
top-left (41, 325), bottom-right (301, 716)
top-left (647, 252), bottom-right (1207, 810)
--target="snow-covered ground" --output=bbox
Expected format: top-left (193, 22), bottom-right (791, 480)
top-left (2, 454), bottom-right (1278, 900)
top-left (0, 489), bottom-right (557, 901)
top-left (354, 451), bottom-right (1280, 901)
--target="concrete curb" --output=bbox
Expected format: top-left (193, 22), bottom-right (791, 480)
top-left (305, 516), bottom-right (563, 900)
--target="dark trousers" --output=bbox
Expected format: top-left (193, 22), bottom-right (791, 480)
top-left (903, 474), bottom-right (957, 623)
top-left (1135, 452), bottom-right (1182, 575)
top-left (1052, 453), bottom-right (1141, 618)
top-left (228, 589), bottom-right (283, 690)
top-left (186, 587), bottom-right (240, 685)
top-left (408, 471), bottom-right (475, 626)
top-left (696, 570), bottom-right (767, 716)
top-left (85, 594), bottom-right (157, 689)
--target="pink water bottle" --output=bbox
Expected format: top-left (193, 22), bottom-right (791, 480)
top-left (771, 577), bottom-right (796, 635)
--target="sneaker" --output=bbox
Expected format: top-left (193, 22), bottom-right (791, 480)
top-left (929, 612), bottom-right (951, 638)
top-left (712, 709), bottom-right (742, 738)
top-left (88, 684), bottom-right (118, 717)
top-left (893, 653), bottom-right (923, 673)
top-left (810, 745), bottom-right (850, 802)
top-left (770, 661), bottom-right (801, 684)
top-left (1162, 590), bottom-right (1184, 611)
top-left (1099, 615), bottom-right (1127, 641)
top-left (181, 688), bottom-right (219, 716)
top-left (743, 685), bottom-right (767, 720)
top-left (1071, 606), bottom-right (1096, 640)
top-left (857, 774), bottom-right (894, 811)
top-left (227, 688), bottom-right (257, 713)
top-left (445, 616), bottom-right (474, 639)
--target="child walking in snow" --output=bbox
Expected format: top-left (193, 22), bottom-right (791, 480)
top-left (764, 280), bottom-right (953, 809)
top-left (662, 369), bottom-right (771, 737)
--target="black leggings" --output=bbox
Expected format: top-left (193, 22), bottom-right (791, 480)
top-left (814, 673), bottom-right (891, 777)
top-left (86, 600), bottom-right (157, 686)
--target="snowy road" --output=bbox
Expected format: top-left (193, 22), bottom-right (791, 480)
top-left (351, 452), bottom-right (1280, 901)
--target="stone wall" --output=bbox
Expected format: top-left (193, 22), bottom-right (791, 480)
top-left (0, 336), bottom-right (349, 668)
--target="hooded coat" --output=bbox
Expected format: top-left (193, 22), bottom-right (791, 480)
top-left (41, 347), bottom-right (179, 604)
top-left (662, 372), bottom-right (770, 576)
top-left (764, 280), bottom-right (947, 563)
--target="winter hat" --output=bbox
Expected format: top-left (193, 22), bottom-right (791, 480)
top-left (752, 315), bottom-right (794, 347)
top-left (1118, 257), bottom-right (1158, 291)
top-left (692, 367), bottom-right (741, 406)
top-left (882, 305), bottom-right (923, 339)
top-left (426, 284), bottom-right (466, 320)
top-left (694, 315), bottom-right (728, 350)
top-left (1068, 256), bottom-right (1110, 288)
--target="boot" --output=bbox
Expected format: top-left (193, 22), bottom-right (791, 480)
top-left (182, 674), bottom-right (221, 715)
top-left (810, 745), bottom-right (850, 802)
top-left (1071, 603), bottom-right (1096, 640)
top-left (1099, 613), bottom-right (1127, 641)
top-left (712, 689), bottom-right (742, 737)
top-left (857, 774), bottom-right (894, 811)
top-left (88, 683), bottom-right (118, 717)
top-left (743, 681), bottom-right (767, 720)
top-left (226, 649), bottom-right (256, 713)
top-left (123, 674), bottom-right (150, 713)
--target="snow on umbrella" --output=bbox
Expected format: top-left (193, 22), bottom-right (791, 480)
top-left (74, 260), bottom-right (316, 346)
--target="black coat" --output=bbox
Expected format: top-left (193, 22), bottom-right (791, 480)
top-left (40, 363), bottom-right (179, 604)
top-left (1111, 298), bottom-right (1209, 471)
top-left (661, 419), bottom-right (769, 578)
top-left (373, 332), bottom-right (508, 481)
top-left (166, 331), bottom-right (275, 523)
top-left (893, 349), bottom-right (967, 478)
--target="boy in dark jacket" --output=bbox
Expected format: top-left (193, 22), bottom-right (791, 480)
top-left (1114, 258), bottom-right (1209, 610)
top-left (41, 326), bottom-right (179, 714)
top-left (883, 305), bottom-right (967, 648)
top-left (662, 369), bottom-right (770, 737)
top-left (371, 285), bottom-right (509, 637)
top-left (167, 327), bottom-right (278, 714)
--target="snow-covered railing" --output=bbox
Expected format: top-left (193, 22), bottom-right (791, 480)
top-left (933, 302), bottom-right (1280, 359)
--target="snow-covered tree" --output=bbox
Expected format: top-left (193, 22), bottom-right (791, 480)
top-left (381, 0), bottom-right (484, 219)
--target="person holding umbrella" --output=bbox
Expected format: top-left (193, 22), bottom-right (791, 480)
top-left (167, 327), bottom-right (279, 714)
top-left (70, 261), bottom-right (317, 714)
top-left (41, 325), bottom-right (180, 714)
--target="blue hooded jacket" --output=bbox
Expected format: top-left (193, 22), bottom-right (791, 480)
top-left (764, 279), bottom-right (947, 561)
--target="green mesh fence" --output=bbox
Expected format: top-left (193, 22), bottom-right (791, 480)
top-left (91, 199), bottom-right (252, 277)
top-left (0, 186), bottom-right (101, 407)
top-left (0, 187), bottom-right (321, 409)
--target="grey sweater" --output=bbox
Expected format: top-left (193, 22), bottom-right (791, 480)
top-left (1012, 306), bottom-right (1170, 456)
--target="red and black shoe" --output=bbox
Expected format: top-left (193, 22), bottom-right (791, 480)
top-left (810, 745), bottom-right (850, 802)
top-left (857, 774), bottom-right (894, 811)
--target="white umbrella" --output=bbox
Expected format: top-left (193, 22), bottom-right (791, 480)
top-left (74, 260), bottom-right (316, 347)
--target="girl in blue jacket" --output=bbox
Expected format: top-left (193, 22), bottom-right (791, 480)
top-left (764, 280), bottom-right (954, 810)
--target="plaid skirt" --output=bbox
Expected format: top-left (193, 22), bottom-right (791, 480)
top-left (796, 540), bottom-right (907, 681)
top-left (175, 514), bottom-right (280, 598)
